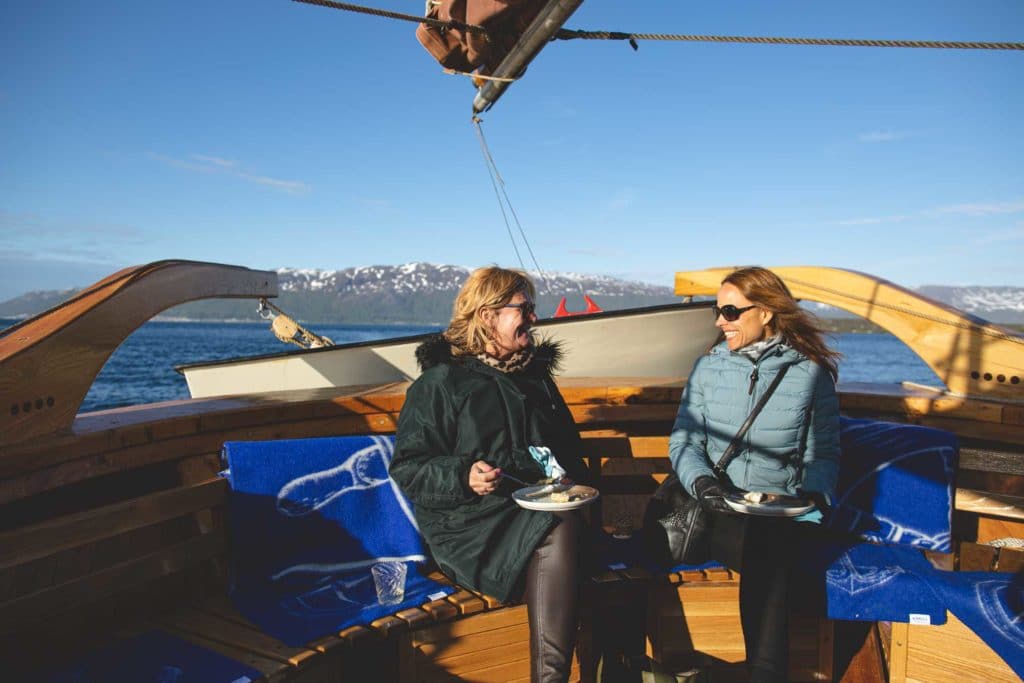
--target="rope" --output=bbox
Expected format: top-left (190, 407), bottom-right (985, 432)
top-left (292, 1), bottom-right (1024, 53)
top-left (473, 118), bottom-right (525, 271)
top-left (444, 68), bottom-right (517, 83)
top-left (258, 298), bottom-right (334, 349)
top-left (291, 0), bottom-right (487, 34)
top-left (554, 29), bottom-right (1024, 51)
top-left (472, 117), bottom-right (552, 292)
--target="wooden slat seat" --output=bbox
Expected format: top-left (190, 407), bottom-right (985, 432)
top-left (153, 579), bottom-right (557, 683)
top-left (581, 429), bottom-right (835, 682)
top-left (0, 459), bottom-right (549, 681)
top-left (7, 377), bottom-right (1018, 681)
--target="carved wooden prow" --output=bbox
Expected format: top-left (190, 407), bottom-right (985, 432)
top-left (675, 266), bottom-right (1024, 402)
top-left (0, 260), bottom-right (277, 446)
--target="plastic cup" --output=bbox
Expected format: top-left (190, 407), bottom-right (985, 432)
top-left (371, 561), bottom-right (407, 605)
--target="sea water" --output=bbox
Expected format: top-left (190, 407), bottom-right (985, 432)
top-left (0, 319), bottom-right (941, 413)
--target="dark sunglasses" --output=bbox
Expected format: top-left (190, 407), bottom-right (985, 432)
top-left (712, 304), bottom-right (757, 322)
top-left (503, 301), bottom-right (536, 317)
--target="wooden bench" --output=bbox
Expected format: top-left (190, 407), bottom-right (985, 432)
top-left (1, 441), bottom-right (792, 682)
top-left (1, 426), bottom-right (817, 683)
top-left (4, 377), bottom-right (1020, 682)
top-left (0, 464), bottom-right (585, 682)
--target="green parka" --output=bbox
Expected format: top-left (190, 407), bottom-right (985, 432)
top-left (389, 335), bottom-right (590, 601)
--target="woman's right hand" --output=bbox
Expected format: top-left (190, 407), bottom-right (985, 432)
top-left (693, 476), bottom-right (734, 515)
top-left (468, 460), bottom-right (502, 496)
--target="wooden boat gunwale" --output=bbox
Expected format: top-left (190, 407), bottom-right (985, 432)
top-left (2, 262), bottom-right (1022, 682)
top-left (675, 265), bottom-right (1024, 403)
top-left (0, 260), bottom-right (278, 447)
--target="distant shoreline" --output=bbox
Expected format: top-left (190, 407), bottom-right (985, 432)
top-left (150, 316), bottom-right (445, 327)
top-left (3, 316), bottom-right (1022, 336)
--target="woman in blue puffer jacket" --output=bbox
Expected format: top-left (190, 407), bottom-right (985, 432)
top-left (669, 266), bottom-right (841, 683)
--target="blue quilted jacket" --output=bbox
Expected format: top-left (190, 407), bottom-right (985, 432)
top-left (669, 341), bottom-right (840, 503)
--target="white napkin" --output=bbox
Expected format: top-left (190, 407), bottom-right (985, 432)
top-left (528, 446), bottom-right (566, 480)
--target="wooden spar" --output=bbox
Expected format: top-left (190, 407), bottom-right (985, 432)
top-left (0, 260), bottom-right (277, 447)
top-left (472, 0), bottom-right (585, 114)
top-left (675, 266), bottom-right (1024, 402)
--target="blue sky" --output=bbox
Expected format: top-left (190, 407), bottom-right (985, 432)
top-left (1, 1), bottom-right (1022, 301)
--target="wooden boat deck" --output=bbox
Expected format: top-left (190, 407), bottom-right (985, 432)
top-left (2, 376), bottom-right (1021, 681)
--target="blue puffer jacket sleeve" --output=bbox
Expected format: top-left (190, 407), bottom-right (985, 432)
top-left (668, 355), bottom-right (714, 496)
top-left (797, 363), bottom-right (841, 501)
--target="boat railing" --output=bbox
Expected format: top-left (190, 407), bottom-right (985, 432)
top-left (675, 266), bottom-right (1024, 403)
top-left (0, 260), bottom-right (277, 447)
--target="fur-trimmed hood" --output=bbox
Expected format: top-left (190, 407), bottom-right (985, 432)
top-left (415, 334), bottom-right (564, 376)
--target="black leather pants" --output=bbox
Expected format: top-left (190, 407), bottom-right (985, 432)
top-left (711, 513), bottom-right (826, 683)
top-left (523, 511), bottom-right (581, 683)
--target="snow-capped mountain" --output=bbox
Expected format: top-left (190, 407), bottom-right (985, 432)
top-left (2, 264), bottom-right (1022, 325)
top-left (274, 263), bottom-right (673, 298)
top-left (917, 286), bottom-right (1024, 323)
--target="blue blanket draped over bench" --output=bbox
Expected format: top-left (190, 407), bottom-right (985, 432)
top-left (809, 417), bottom-right (958, 624)
top-left (829, 417), bottom-right (957, 551)
top-left (223, 435), bottom-right (454, 647)
top-left (814, 418), bottom-right (1022, 678)
top-left (933, 568), bottom-right (1024, 677)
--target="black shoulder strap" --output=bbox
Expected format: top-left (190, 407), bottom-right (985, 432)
top-left (712, 364), bottom-right (790, 480)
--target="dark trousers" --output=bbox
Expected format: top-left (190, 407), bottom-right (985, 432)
top-left (524, 511), bottom-right (582, 683)
top-left (710, 513), bottom-right (825, 683)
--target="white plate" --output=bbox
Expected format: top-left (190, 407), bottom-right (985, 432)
top-left (723, 492), bottom-right (815, 517)
top-left (512, 484), bottom-right (600, 511)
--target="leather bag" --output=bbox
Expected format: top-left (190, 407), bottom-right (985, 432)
top-left (415, 0), bottom-right (548, 74)
top-left (415, 0), bottom-right (473, 72)
top-left (642, 472), bottom-right (710, 566)
top-left (643, 365), bottom-right (791, 566)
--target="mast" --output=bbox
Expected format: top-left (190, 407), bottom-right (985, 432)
top-left (472, 0), bottom-right (584, 114)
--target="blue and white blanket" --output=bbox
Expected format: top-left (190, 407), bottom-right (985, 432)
top-left (829, 417), bottom-right (957, 552)
top-left (930, 569), bottom-right (1024, 679)
top-left (223, 435), bottom-right (454, 646)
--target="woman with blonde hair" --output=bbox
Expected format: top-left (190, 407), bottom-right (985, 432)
top-left (390, 266), bottom-right (590, 683)
top-left (669, 266), bottom-right (841, 682)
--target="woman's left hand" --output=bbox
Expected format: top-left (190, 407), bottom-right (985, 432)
top-left (469, 460), bottom-right (502, 496)
top-left (799, 489), bottom-right (832, 522)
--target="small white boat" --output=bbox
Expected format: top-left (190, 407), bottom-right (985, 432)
top-left (177, 301), bottom-right (720, 399)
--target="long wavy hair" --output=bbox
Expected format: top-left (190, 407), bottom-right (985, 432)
top-left (722, 266), bottom-right (841, 380)
top-left (444, 266), bottom-right (536, 356)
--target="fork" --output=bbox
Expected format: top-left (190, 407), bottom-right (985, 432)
top-left (500, 472), bottom-right (573, 497)
top-left (497, 471), bottom-right (533, 487)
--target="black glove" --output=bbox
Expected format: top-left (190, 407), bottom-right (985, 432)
top-left (693, 476), bottom-right (733, 515)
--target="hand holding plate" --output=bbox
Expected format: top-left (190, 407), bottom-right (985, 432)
top-left (693, 476), bottom-right (735, 515)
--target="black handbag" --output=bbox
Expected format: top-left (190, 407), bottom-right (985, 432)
top-left (643, 366), bottom-right (790, 566)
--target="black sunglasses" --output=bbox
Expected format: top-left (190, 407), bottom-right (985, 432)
top-left (712, 304), bottom-right (757, 322)
top-left (503, 301), bottom-right (536, 317)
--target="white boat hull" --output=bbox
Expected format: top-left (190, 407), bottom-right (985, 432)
top-left (179, 304), bottom-right (719, 399)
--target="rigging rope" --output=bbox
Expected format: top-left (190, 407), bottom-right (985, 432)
top-left (258, 298), bottom-right (334, 349)
top-left (291, 0), bottom-right (1024, 51)
top-left (292, 0), bottom-right (486, 33)
top-left (472, 117), bottom-right (552, 293)
top-left (554, 29), bottom-right (1024, 51)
